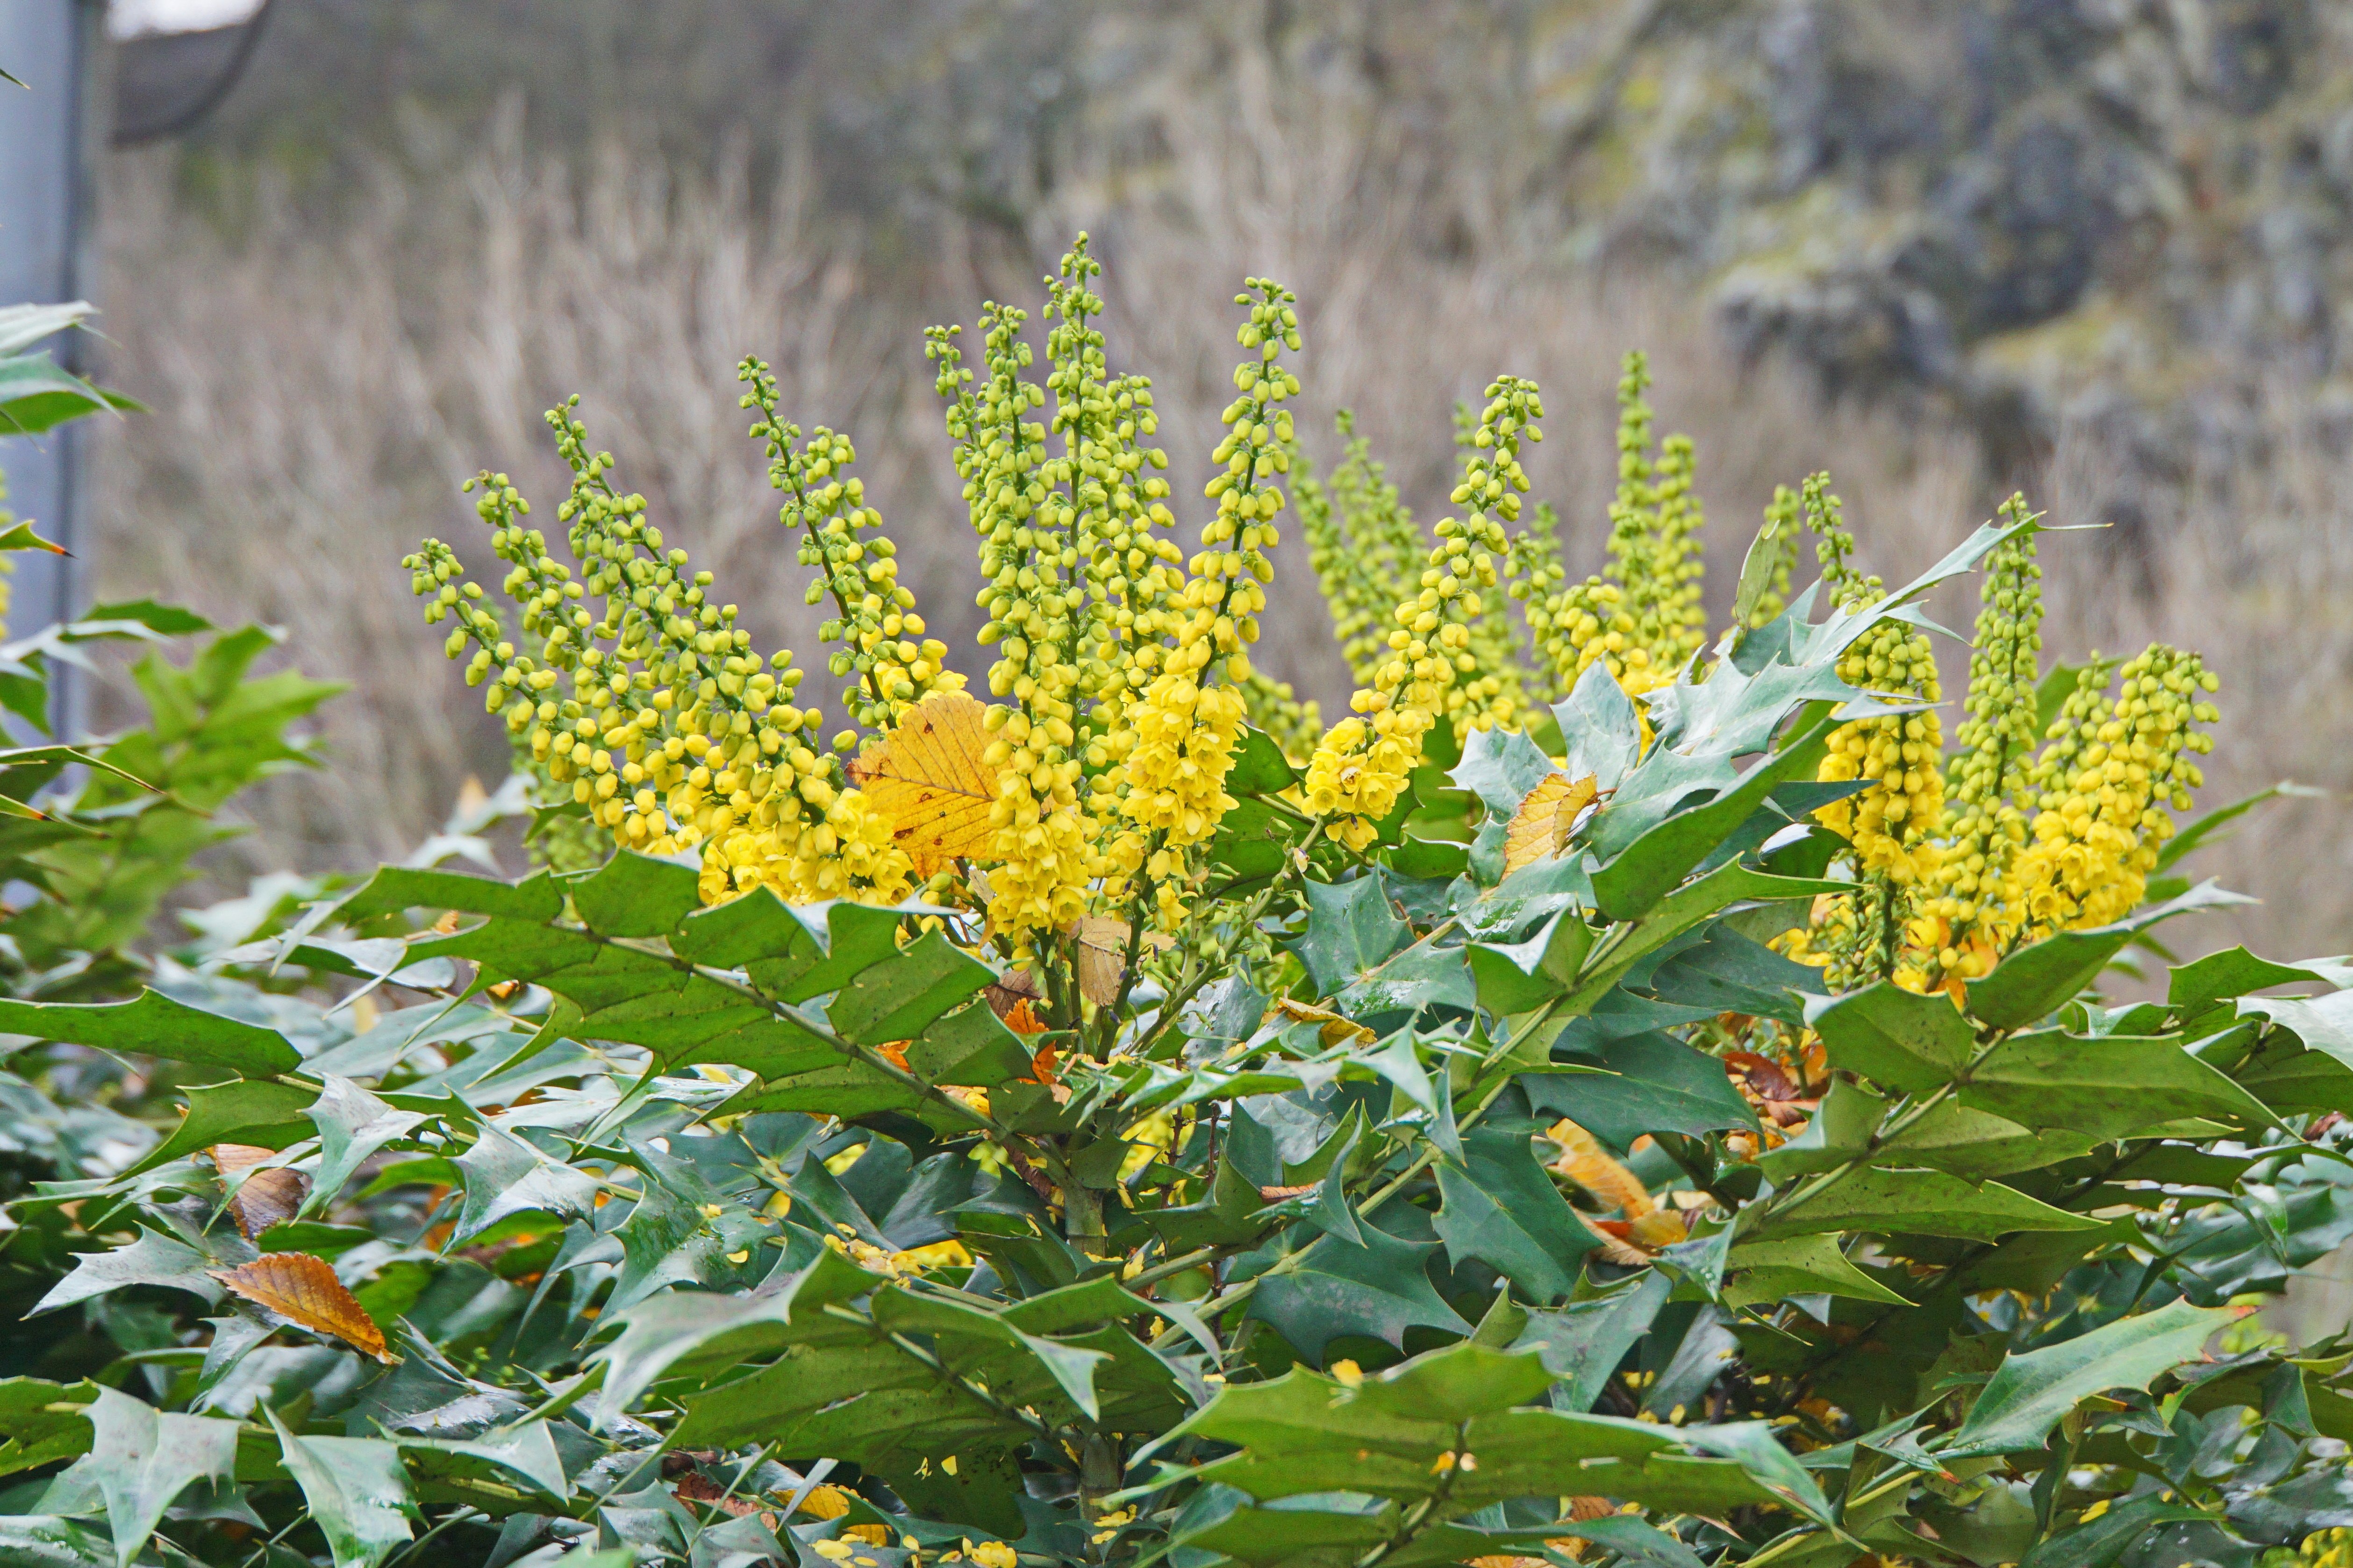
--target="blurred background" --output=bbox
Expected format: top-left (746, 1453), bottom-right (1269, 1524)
top-left (18, 0), bottom-right (2353, 958)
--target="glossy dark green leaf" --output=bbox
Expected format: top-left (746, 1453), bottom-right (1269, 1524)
top-left (1724, 1234), bottom-right (1910, 1310)
top-left (825, 929), bottom-right (992, 1044)
top-left (1514, 1269), bottom-right (1671, 1413)
top-left (1806, 980), bottom-right (1977, 1096)
top-left (1946, 1298), bottom-right (2242, 1457)
top-left (1962, 1032), bottom-right (2278, 1140)
top-left (2019, 1494), bottom-right (2221, 1568)
top-left (1525, 1031), bottom-right (1759, 1149)
top-left (1747, 1167), bottom-right (2106, 1243)
top-left (2168, 947), bottom-right (2350, 1015)
top-left (1433, 1128), bottom-right (1602, 1304)
top-left (336, 864), bottom-right (564, 923)
top-left (1290, 872), bottom-right (1409, 999)
top-left (1965, 882), bottom-right (2251, 1030)
top-left (1589, 710), bottom-right (1838, 920)
top-left (128, 1076), bottom-right (315, 1175)
top-left (569, 848), bottom-right (703, 938)
top-left (0, 990), bottom-right (300, 1077)
top-left (0, 1516), bottom-right (113, 1568)
top-left (1247, 1221), bottom-right (1472, 1361)
top-left (1228, 725), bottom-right (1300, 796)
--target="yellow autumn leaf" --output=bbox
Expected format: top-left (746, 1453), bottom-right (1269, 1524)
top-left (1071, 915), bottom-right (1173, 1006)
top-left (1503, 771), bottom-right (1599, 876)
top-left (1546, 1118), bottom-right (1653, 1218)
top-left (210, 1251), bottom-right (396, 1363)
top-left (1270, 995), bottom-right (1376, 1047)
top-left (845, 689), bottom-right (1000, 877)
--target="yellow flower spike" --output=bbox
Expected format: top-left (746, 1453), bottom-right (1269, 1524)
top-left (1791, 472), bottom-right (1945, 990)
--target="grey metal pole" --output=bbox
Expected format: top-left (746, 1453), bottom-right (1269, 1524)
top-left (0, 0), bottom-right (105, 738)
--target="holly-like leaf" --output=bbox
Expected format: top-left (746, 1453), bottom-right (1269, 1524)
top-left (1806, 980), bottom-right (1977, 1096)
top-left (1289, 872), bottom-right (1409, 999)
top-left (303, 1075), bottom-right (428, 1217)
top-left (0, 990), bottom-right (300, 1077)
top-left (1961, 1031), bottom-right (2278, 1140)
top-left (210, 1253), bottom-right (396, 1363)
top-left (1747, 1167), bottom-right (2105, 1243)
top-left (1503, 772), bottom-right (1599, 876)
top-left (266, 1411), bottom-right (418, 1568)
top-left (1724, 1235), bottom-right (1910, 1310)
top-left (451, 1122), bottom-right (601, 1245)
top-left (1526, 1031), bottom-right (1759, 1149)
top-left (1433, 1129), bottom-right (1603, 1304)
top-left (1946, 1297), bottom-right (2245, 1457)
top-left (845, 689), bottom-right (999, 876)
top-left (1965, 882), bottom-right (2251, 1030)
top-left (30, 1229), bottom-right (226, 1316)
top-left (65, 1388), bottom-right (238, 1568)
top-left (1247, 1221), bottom-right (1472, 1361)
top-left (129, 1077), bottom-right (315, 1175)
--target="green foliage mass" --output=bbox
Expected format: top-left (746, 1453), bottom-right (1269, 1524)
top-left (5, 249), bottom-right (2353, 1568)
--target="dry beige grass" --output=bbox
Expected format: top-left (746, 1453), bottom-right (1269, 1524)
top-left (81, 99), bottom-right (2353, 962)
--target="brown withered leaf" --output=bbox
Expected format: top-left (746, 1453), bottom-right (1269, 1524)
top-left (1546, 1119), bottom-right (1654, 1219)
top-left (984, 965), bottom-right (1040, 1019)
top-left (1271, 996), bottom-right (1376, 1047)
top-left (212, 1144), bottom-right (309, 1240)
top-left (1070, 915), bottom-right (1173, 1007)
top-left (672, 1471), bottom-right (778, 1529)
top-left (1503, 771), bottom-right (1600, 876)
top-left (845, 689), bottom-right (999, 876)
top-left (209, 1252), bottom-right (396, 1363)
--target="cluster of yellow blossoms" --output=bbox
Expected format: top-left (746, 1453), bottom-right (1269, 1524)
top-left (1100, 278), bottom-right (1301, 922)
top-left (407, 391), bottom-right (917, 909)
top-left (408, 248), bottom-right (2222, 1022)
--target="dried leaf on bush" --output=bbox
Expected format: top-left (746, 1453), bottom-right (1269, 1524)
top-left (845, 689), bottom-right (999, 876)
top-left (209, 1252), bottom-right (395, 1363)
top-left (1271, 996), bottom-right (1376, 1046)
top-left (213, 1144), bottom-right (309, 1240)
top-left (1071, 916), bottom-right (1173, 1006)
top-left (1503, 772), bottom-right (1598, 875)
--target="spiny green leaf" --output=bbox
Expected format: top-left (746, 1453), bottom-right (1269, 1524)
top-left (265, 1410), bottom-right (417, 1568)
top-left (1945, 1297), bottom-right (2244, 1457)
top-left (1290, 872), bottom-right (1409, 999)
top-left (69, 1388), bottom-right (238, 1568)
top-left (29, 1229), bottom-right (228, 1316)
top-left (1433, 1128), bottom-right (1603, 1304)
top-left (1246, 1220), bottom-right (1472, 1361)
top-left (569, 848), bottom-right (703, 938)
top-left (128, 1076), bottom-right (316, 1175)
top-left (1965, 882), bottom-right (2251, 1030)
top-left (0, 990), bottom-right (300, 1077)
top-left (1961, 1031), bottom-right (2278, 1140)
top-left (1806, 980), bottom-right (1976, 1096)
top-left (1748, 1167), bottom-right (2106, 1243)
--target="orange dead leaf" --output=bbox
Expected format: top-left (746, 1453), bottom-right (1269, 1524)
top-left (1259, 1183), bottom-right (1316, 1201)
top-left (1003, 998), bottom-right (1047, 1036)
top-left (845, 689), bottom-right (1000, 876)
top-left (875, 1041), bottom-right (911, 1072)
top-left (1547, 1119), bottom-right (1653, 1219)
top-left (1071, 915), bottom-right (1173, 1006)
top-left (1029, 1042), bottom-right (1061, 1085)
top-left (1271, 996), bottom-right (1376, 1047)
top-left (1503, 772), bottom-right (1599, 876)
top-left (209, 1252), bottom-right (396, 1363)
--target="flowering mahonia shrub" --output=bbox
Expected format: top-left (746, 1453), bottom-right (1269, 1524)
top-left (12, 238), bottom-right (2353, 1568)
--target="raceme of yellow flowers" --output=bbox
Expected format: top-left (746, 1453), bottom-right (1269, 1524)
top-left (407, 237), bottom-right (2219, 999)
